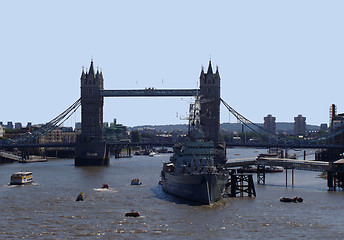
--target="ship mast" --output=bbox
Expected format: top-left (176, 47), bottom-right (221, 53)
top-left (188, 97), bottom-right (201, 134)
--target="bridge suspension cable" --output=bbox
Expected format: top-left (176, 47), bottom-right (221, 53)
top-left (220, 98), bottom-right (293, 143)
top-left (305, 125), bottom-right (344, 143)
top-left (4, 98), bottom-right (81, 144)
top-left (220, 98), bottom-right (344, 145)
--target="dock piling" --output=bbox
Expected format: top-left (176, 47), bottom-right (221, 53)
top-left (225, 173), bottom-right (256, 198)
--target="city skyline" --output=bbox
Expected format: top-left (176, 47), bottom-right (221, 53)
top-left (0, 114), bottom-right (325, 130)
top-left (1, 1), bottom-right (343, 127)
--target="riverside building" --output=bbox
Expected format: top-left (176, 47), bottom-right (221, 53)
top-left (294, 114), bottom-right (306, 136)
top-left (264, 114), bottom-right (276, 133)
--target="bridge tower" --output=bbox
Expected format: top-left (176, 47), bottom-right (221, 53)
top-left (199, 61), bottom-right (221, 143)
top-left (75, 60), bottom-right (109, 166)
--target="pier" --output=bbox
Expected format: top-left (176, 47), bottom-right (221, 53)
top-left (224, 156), bottom-right (344, 191)
top-left (224, 172), bottom-right (256, 197)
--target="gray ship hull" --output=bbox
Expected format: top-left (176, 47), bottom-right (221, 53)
top-left (161, 171), bottom-right (228, 204)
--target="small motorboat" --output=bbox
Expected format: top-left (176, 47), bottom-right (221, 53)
top-left (76, 192), bottom-right (84, 201)
top-left (280, 197), bottom-right (293, 202)
top-left (149, 152), bottom-right (156, 157)
top-left (265, 166), bottom-right (284, 173)
top-left (101, 183), bottom-right (109, 189)
top-left (125, 210), bottom-right (141, 217)
top-left (131, 178), bottom-right (142, 185)
top-left (237, 166), bottom-right (257, 173)
top-left (280, 197), bottom-right (303, 203)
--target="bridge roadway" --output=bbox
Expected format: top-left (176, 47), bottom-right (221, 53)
top-left (224, 157), bottom-right (330, 172)
top-left (0, 141), bottom-right (174, 149)
top-left (101, 89), bottom-right (199, 97)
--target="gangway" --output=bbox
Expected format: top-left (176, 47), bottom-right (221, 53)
top-left (0, 151), bottom-right (22, 162)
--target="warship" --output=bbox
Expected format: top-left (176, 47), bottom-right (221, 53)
top-left (161, 99), bottom-right (228, 204)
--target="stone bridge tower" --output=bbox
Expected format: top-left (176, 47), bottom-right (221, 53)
top-left (75, 60), bottom-right (109, 166)
top-left (80, 60), bottom-right (104, 142)
top-left (199, 61), bottom-right (221, 143)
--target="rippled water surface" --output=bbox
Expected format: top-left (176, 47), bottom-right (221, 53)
top-left (1, 148), bottom-right (343, 239)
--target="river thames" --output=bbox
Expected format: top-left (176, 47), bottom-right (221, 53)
top-left (0, 148), bottom-right (343, 239)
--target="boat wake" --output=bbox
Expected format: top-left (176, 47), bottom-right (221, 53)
top-left (93, 188), bottom-right (118, 193)
top-left (6, 182), bottom-right (38, 187)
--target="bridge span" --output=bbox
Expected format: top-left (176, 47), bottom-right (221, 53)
top-left (101, 89), bottom-right (199, 97)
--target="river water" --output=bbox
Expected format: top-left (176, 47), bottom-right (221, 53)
top-left (0, 148), bottom-right (343, 239)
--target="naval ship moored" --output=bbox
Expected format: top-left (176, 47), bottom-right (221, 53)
top-left (161, 99), bottom-right (229, 204)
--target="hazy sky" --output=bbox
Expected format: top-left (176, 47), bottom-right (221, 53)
top-left (1, 1), bottom-right (343, 127)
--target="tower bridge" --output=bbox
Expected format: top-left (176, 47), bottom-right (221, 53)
top-left (75, 60), bottom-right (220, 166)
top-left (1, 60), bottom-right (344, 166)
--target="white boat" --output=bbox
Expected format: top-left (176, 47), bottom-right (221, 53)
top-left (148, 152), bottom-right (156, 157)
top-left (10, 171), bottom-right (33, 185)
